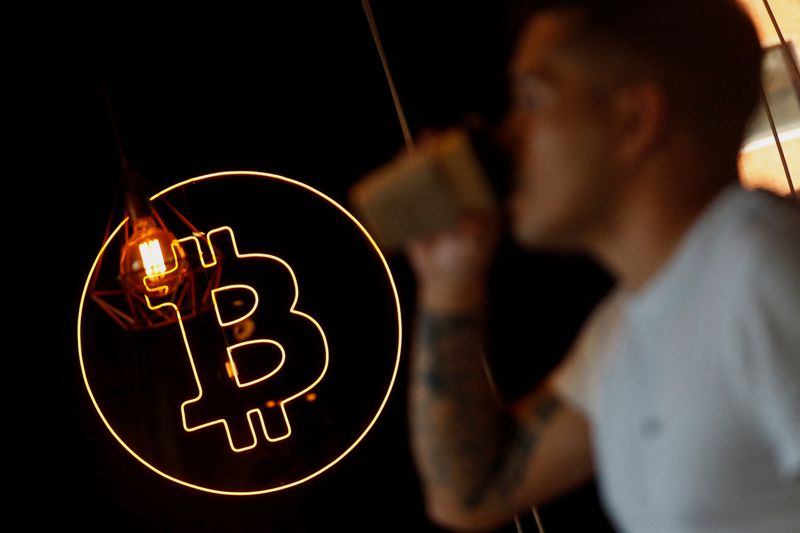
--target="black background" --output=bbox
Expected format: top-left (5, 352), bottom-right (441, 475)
top-left (31, 1), bottom-right (616, 531)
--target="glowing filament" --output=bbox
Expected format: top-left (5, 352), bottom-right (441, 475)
top-left (139, 239), bottom-right (167, 276)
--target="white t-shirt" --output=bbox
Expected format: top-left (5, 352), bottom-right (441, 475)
top-left (551, 185), bottom-right (800, 533)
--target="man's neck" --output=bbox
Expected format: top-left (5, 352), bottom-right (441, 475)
top-left (591, 165), bottom-right (735, 292)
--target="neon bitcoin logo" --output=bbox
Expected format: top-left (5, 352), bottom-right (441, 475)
top-left (78, 171), bottom-right (401, 495)
top-left (143, 226), bottom-right (329, 452)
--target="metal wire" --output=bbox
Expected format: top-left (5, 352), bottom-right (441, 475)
top-left (759, 0), bottom-right (799, 202)
top-left (357, 3), bottom-right (547, 530)
top-left (360, 0), bottom-right (416, 152)
top-left (762, 0), bottom-right (800, 98)
top-left (760, 84), bottom-right (798, 201)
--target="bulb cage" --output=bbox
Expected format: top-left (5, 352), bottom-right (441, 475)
top-left (89, 193), bottom-right (223, 331)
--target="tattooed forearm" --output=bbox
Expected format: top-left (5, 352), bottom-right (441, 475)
top-left (409, 310), bottom-right (564, 515)
top-left (493, 392), bottom-right (563, 498)
top-left (416, 312), bottom-right (486, 397)
top-left (411, 311), bottom-right (503, 505)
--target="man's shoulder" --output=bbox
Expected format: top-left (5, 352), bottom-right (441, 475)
top-left (708, 187), bottom-right (799, 276)
top-left (719, 188), bottom-right (800, 338)
top-left (733, 188), bottom-right (800, 243)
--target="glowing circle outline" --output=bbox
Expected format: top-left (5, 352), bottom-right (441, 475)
top-left (77, 170), bottom-right (403, 495)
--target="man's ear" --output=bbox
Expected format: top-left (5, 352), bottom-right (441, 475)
top-left (610, 81), bottom-right (669, 164)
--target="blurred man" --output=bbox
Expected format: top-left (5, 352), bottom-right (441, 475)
top-left (406, 0), bottom-right (800, 531)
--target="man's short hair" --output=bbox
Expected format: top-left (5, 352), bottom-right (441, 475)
top-left (519, 0), bottom-right (764, 161)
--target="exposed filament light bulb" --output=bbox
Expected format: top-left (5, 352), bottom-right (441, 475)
top-left (120, 216), bottom-right (187, 295)
top-left (118, 164), bottom-right (188, 295)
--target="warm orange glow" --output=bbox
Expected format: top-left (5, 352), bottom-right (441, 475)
top-left (306, 393), bottom-right (317, 402)
top-left (738, 0), bottom-right (799, 49)
top-left (740, 136), bottom-right (800, 194)
top-left (78, 170), bottom-right (403, 495)
top-left (120, 216), bottom-right (187, 296)
top-left (139, 239), bottom-right (168, 277)
top-left (737, 0), bottom-right (799, 197)
top-left (266, 400), bottom-right (276, 408)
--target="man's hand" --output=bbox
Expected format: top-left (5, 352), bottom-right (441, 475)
top-left (406, 213), bottom-right (499, 313)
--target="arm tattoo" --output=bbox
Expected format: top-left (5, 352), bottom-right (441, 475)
top-left (416, 312), bottom-right (485, 397)
top-left (410, 310), bottom-right (565, 510)
top-left (493, 392), bottom-right (563, 498)
top-left (412, 311), bottom-right (499, 505)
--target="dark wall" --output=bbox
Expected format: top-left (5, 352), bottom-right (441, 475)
top-left (32, 2), bottom-right (615, 531)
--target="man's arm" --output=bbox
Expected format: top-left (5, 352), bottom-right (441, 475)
top-left (410, 310), bottom-right (594, 531)
top-left (406, 217), bottom-right (594, 531)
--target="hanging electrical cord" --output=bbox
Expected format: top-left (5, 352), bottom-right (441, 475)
top-left (360, 0), bottom-right (415, 153)
top-left (359, 2), bottom-right (545, 531)
top-left (482, 349), bottom-right (547, 533)
top-left (85, 14), bottom-right (217, 331)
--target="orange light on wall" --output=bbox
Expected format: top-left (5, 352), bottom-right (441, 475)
top-left (738, 0), bottom-right (800, 198)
